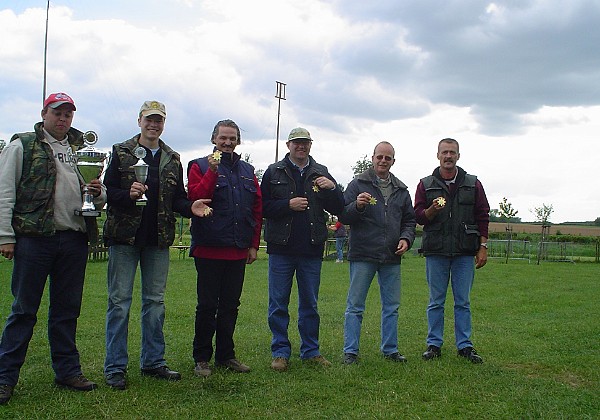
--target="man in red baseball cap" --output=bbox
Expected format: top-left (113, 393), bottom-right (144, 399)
top-left (0, 92), bottom-right (106, 404)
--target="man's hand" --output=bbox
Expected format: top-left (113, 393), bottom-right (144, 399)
top-left (475, 247), bottom-right (487, 269)
top-left (0, 243), bottom-right (15, 260)
top-left (289, 197), bottom-right (309, 211)
top-left (130, 181), bottom-right (148, 201)
top-left (246, 247), bottom-right (258, 264)
top-left (191, 198), bottom-right (213, 217)
top-left (395, 239), bottom-right (409, 256)
top-left (313, 176), bottom-right (335, 190)
top-left (355, 192), bottom-right (372, 210)
top-left (86, 179), bottom-right (103, 197)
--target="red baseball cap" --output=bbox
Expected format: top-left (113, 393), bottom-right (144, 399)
top-left (43, 92), bottom-right (76, 111)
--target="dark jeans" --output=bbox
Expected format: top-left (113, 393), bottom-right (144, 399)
top-left (0, 231), bottom-right (88, 386)
top-left (193, 258), bottom-right (246, 363)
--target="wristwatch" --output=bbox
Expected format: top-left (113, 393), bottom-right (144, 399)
top-left (479, 242), bottom-right (488, 249)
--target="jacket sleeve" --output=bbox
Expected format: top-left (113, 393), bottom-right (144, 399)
top-left (260, 167), bottom-right (293, 219)
top-left (104, 148), bottom-right (136, 209)
top-left (338, 180), bottom-right (364, 225)
top-left (320, 173), bottom-right (345, 216)
top-left (474, 180), bottom-right (490, 238)
top-left (251, 175), bottom-right (263, 249)
top-left (399, 191), bottom-right (417, 248)
top-left (0, 139), bottom-right (23, 245)
top-left (187, 160), bottom-right (218, 200)
top-left (413, 180), bottom-right (431, 226)
top-left (172, 162), bottom-right (194, 218)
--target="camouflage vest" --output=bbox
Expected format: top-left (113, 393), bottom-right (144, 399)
top-left (103, 135), bottom-right (182, 248)
top-left (11, 122), bottom-right (86, 237)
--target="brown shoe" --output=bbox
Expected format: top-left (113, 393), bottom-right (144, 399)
top-left (305, 355), bottom-right (332, 367)
top-left (216, 358), bottom-right (250, 373)
top-left (194, 361), bottom-right (212, 377)
top-left (141, 365), bottom-right (182, 381)
top-left (55, 374), bottom-right (97, 391)
top-left (271, 357), bottom-right (289, 372)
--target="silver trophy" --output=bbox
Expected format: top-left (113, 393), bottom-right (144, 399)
top-left (75, 131), bottom-right (107, 216)
top-left (131, 146), bottom-right (149, 206)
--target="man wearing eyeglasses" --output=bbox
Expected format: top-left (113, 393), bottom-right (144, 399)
top-left (414, 138), bottom-right (490, 364)
top-left (339, 141), bottom-right (416, 365)
top-left (261, 127), bottom-right (344, 372)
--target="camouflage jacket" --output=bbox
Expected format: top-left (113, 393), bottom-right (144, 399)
top-left (11, 122), bottom-right (99, 240)
top-left (103, 135), bottom-right (192, 248)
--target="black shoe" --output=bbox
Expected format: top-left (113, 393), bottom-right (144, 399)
top-left (384, 352), bottom-right (407, 363)
top-left (422, 345), bottom-right (442, 361)
top-left (141, 365), bottom-right (182, 380)
top-left (457, 347), bottom-right (483, 364)
top-left (55, 374), bottom-right (98, 391)
top-left (342, 353), bottom-right (358, 365)
top-left (105, 372), bottom-right (127, 390)
top-left (0, 384), bottom-right (13, 405)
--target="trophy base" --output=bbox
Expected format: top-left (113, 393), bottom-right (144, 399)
top-left (136, 200), bottom-right (147, 206)
top-left (75, 209), bottom-right (101, 217)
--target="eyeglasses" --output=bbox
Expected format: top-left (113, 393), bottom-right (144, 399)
top-left (375, 155), bottom-right (393, 162)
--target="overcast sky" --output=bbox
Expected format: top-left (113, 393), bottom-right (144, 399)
top-left (1, 0), bottom-right (598, 223)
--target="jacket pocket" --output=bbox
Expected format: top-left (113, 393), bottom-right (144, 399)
top-left (459, 223), bottom-right (480, 253)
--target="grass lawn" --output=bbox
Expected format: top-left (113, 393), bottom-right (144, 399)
top-left (0, 253), bottom-right (598, 419)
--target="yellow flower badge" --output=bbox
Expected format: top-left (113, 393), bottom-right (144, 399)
top-left (369, 196), bottom-right (377, 205)
top-left (436, 197), bottom-right (446, 207)
top-left (212, 150), bottom-right (222, 163)
top-left (312, 185), bottom-right (320, 192)
top-left (203, 206), bottom-right (213, 217)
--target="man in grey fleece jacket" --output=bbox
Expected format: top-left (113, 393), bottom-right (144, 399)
top-left (339, 141), bottom-right (416, 365)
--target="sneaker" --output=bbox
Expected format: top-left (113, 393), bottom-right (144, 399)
top-left (342, 353), bottom-right (358, 365)
top-left (335, 259), bottom-right (342, 263)
top-left (457, 347), bottom-right (483, 364)
top-left (271, 357), bottom-right (289, 372)
top-left (422, 345), bottom-right (442, 361)
top-left (55, 374), bottom-right (98, 391)
top-left (0, 384), bottom-right (13, 405)
top-left (305, 355), bottom-right (332, 367)
top-left (384, 352), bottom-right (407, 363)
top-left (194, 361), bottom-right (213, 378)
top-left (141, 365), bottom-right (182, 380)
top-left (216, 358), bottom-right (250, 373)
top-left (105, 372), bottom-right (126, 390)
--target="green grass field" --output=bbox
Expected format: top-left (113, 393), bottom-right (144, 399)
top-left (0, 253), bottom-right (598, 419)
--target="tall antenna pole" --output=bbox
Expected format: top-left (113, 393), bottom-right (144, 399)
top-left (43, 0), bottom-right (50, 102)
top-left (274, 81), bottom-right (286, 162)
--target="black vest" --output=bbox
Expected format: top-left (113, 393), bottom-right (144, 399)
top-left (420, 172), bottom-right (480, 256)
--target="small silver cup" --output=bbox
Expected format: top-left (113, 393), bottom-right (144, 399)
top-left (75, 131), bottom-right (106, 216)
top-left (132, 146), bottom-right (149, 206)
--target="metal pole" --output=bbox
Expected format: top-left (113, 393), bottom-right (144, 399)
top-left (43, 0), bottom-right (50, 102)
top-left (274, 81), bottom-right (286, 162)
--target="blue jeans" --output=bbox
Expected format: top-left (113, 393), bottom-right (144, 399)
top-left (425, 255), bottom-right (475, 350)
top-left (0, 231), bottom-right (88, 386)
top-left (104, 245), bottom-right (170, 375)
top-left (335, 237), bottom-right (346, 261)
top-left (268, 254), bottom-right (323, 359)
top-left (343, 261), bottom-right (401, 356)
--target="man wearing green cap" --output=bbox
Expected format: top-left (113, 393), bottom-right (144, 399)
top-left (261, 127), bottom-right (344, 372)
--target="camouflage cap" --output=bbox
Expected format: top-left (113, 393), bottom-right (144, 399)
top-left (139, 100), bottom-right (166, 118)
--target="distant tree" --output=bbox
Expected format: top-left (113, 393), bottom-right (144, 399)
top-left (352, 154), bottom-right (372, 176)
top-left (243, 153), bottom-right (264, 183)
top-left (594, 217), bottom-right (600, 227)
top-left (499, 197), bottom-right (518, 263)
top-left (532, 203), bottom-right (553, 225)
top-left (498, 197), bottom-right (518, 222)
top-left (489, 209), bottom-right (501, 222)
top-left (532, 203), bottom-right (554, 265)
